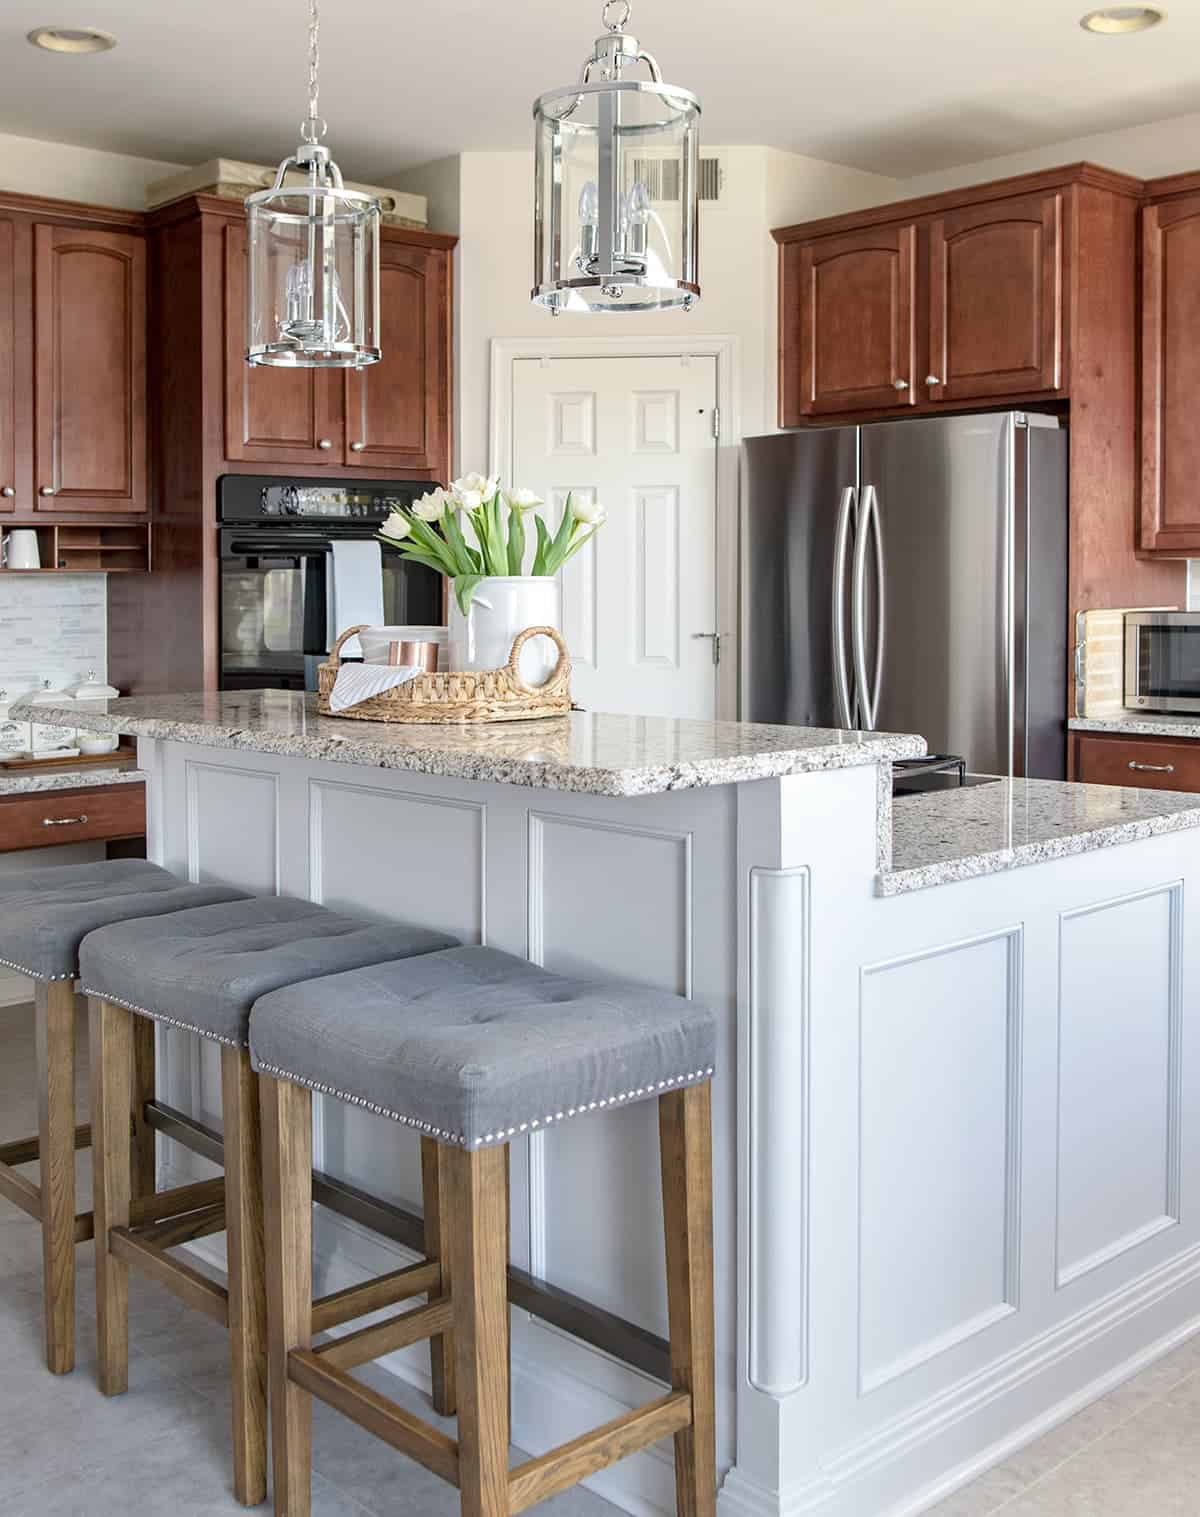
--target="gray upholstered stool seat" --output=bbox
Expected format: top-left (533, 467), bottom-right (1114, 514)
top-left (80, 895), bottom-right (458, 1048)
top-left (249, 944), bottom-right (717, 1148)
top-left (0, 858), bottom-right (247, 982)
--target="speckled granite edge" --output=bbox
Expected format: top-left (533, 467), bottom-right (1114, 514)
top-left (20, 700), bottom-right (927, 798)
top-left (880, 805), bottom-right (1200, 896)
top-left (1069, 715), bottom-right (1200, 740)
top-left (0, 767), bottom-right (145, 797)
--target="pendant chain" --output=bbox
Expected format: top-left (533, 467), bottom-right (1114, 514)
top-left (302, 0), bottom-right (324, 143)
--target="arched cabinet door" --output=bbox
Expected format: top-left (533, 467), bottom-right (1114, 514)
top-left (927, 190), bottom-right (1064, 404)
top-left (783, 222), bottom-right (917, 422)
top-left (33, 224), bottom-right (147, 513)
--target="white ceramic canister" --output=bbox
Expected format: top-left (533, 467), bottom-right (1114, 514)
top-left (29, 680), bottom-right (77, 755)
top-left (0, 689), bottom-right (30, 757)
top-left (71, 672), bottom-right (121, 753)
top-left (447, 576), bottom-right (562, 686)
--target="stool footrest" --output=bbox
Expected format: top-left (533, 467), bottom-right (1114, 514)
top-left (312, 1259), bottom-right (442, 1334)
top-left (0, 1123), bottom-right (90, 1168)
top-left (134, 1202), bottom-right (226, 1251)
top-left (129, 1176), bottom-right (225, 1227)
top-left (288, 1348), bottom-right (461, 1486)
top-left (109, 1226), bottom-right (230, 1326)
top-left (0, 1160), bottom-right (42, 1221)
top-left (315, 1298), bottom-right (453, 1372)
top-left (508, 1391), bottom-right (693, 1516)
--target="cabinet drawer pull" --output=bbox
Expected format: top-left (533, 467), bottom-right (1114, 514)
top-left (1128, 761), bottom-right (1175, 774)
top-left (42, 814), bottom-right (89, 827)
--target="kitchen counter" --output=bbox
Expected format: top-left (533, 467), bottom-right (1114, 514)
top-left (1070, 712), bottom-right (1200, 740)
top-left (0, 766), bottom-right (144, 798)
top-left (883, 776), bottom-right (1200, 894)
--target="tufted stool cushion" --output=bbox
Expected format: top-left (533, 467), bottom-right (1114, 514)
top-left (80, 896), bottom-right (458, 1048)
top-left (0, 859), bottom-right (248, 982)
top-left (249, 944), bottom-right (716, 1149)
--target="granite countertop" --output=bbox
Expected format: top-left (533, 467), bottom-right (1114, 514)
top-left (0, 767), bottom-right (145, 797)
top-left (17, 690), bottom-right (927, 798)
top-left (1070, 713), bottom-right (1200, 740)
top-left (881, 777), bottom-right (1200, 895)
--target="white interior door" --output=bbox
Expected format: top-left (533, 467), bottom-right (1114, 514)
top-left (510, 354), bottom-right (719, 719)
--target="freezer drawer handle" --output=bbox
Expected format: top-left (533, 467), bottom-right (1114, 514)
top-left (831, 487), bottom-right (856, 728)
top-left (1128, 761), bottom-right (1175, 775)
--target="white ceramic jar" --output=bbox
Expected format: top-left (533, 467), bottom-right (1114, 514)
top-left (447, 576), bottom-right (563, 686)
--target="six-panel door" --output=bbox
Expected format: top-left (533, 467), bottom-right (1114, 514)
top-left (33, 224), bottom-right (147, 513)
top-left (927, 190), bottom-right (1064, 403)
top-left (1140, 194), bottom-right (1200, 554)
top-left (782, 224), bottom-right (917, 422)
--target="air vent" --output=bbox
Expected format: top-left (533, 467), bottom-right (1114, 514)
top-left (627, 156), bottom-right (723, 204)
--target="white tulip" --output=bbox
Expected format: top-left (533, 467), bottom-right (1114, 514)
top-left (380, 511), bottom-right (412, 540)
top-left (412, 488), bottom-right (450, 522)
top-left (571, 497), bottom-right (607, 527)
top-left (452, 471), bottom-right (499, 500)
top-left (505, 487), bottom-right (544, 513)
top-left (454, 487), bottom-right (483, 512)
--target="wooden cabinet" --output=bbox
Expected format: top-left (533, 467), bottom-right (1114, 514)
top-left (928, 191), bottom-right (1063, 402)
top-left (33, 224), bottom-right (147, 513)
top-left (0, 216), bottom-right (26, 515)
top-left (0, 781), bottom-right (146, 853)
top-left (781, 224), bottom-right (916, 423)
top-left (222, 217), bottom-right (452, 476)
top-left (1140, 188), bottom-right (1200, 554)
top-left (1074, 731), bottom-right (1200, 793)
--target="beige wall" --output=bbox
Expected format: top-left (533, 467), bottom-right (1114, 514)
top-left (0, 130), bottom-right (183, 211)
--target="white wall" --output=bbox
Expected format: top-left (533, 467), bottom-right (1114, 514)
top-left (0, 130), bottom-right (183, 211)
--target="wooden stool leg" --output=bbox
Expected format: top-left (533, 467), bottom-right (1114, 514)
top-left (131, 1017), bottom-right (157, 1201)
top-left (36, 980), bottom-right (77, 1375)
top-left (262, 1076), bottom-right (313, 1517)
top-left (450, 1143), bottom-right (510, 1517)
top-left (660, 1084), bottom-right (717, 1517)
top-left (223, 1047), bottom-right (268, 1507)
top-left (420, 1135), bottom-right (457, 1417)
top-left (90, 997), bottom-right (133, 1397)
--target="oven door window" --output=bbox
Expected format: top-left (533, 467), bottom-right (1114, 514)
top-left (222, 546), bottom-right (330, 679)
top-left (1138, 624), bottom-right (1200, 703)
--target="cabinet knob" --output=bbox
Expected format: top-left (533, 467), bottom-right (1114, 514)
top-left (925, 375), bottom-right (942, 386)
top-left (39, 486), bottom-right (55, 496)
top-left (0, 487), bottom-right (13, 498)
top-left (350, 441), bottom-right (365, 452)
top-left (318, 439), bottom-right (333, 450)
top-left (892, 379), bottom-right (909, 391)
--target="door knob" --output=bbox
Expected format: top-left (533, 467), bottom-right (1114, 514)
top-left (1, 487), bottom-right (13, 498)
top-left (892, 379), bottom-right (909, 391)
top-left (39, 486), bottom-right (55, 496)
top-left (350, 441), bottom-right (365, 452)
top-left (925, 375), bottom-right (942, 386)
top-left (318, 439), bottom-right (333, 450)
top-left (692, 632), bottom-right (721, 665)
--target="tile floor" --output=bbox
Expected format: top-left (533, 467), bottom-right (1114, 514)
top-left (4, 999), bottom-right (1200, 1516)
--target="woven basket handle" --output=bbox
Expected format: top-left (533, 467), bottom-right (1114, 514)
top-left (506, 626), bottom-right (571, 695)
top-left (328, 625), bottom-right (370, 666)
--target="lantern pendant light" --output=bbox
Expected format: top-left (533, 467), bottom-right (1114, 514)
top-left (533, 0), bottom-right (701, 314)
top-left (245, 0), bottom-right (381, 367)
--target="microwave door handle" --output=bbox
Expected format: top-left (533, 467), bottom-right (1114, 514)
top-left (852, 485), bottom-right (885, 731)
top-left (832, 486), bottom-right (856, 728)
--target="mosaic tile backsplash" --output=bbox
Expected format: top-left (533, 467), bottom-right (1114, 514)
top-left (0, 575), bottom-right (107, 696)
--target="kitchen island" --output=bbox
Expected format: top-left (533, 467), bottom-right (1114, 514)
top-left (25, 690), bottom-right (1200, 1517)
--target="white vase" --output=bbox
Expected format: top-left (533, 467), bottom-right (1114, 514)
top-left (448, 576), bottom-right (562, 686)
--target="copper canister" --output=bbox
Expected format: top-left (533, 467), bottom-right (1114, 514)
top-left (388, 640), bottom-right (440, 672)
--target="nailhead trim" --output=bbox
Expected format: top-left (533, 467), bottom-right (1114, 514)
top-left (251, 1060), bottom-right (716, 1150)
top-left (78, 984), bottom-right (245, 1049)
top-left (0, 950), bottom-right (72, 982)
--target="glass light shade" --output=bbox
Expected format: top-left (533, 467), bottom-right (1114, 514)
top-left (533, 78), bottom-right (700, 313)
top-left (245, 178), bottom-right (381, 366)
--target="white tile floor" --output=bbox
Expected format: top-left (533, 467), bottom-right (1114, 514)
top-left (5, 1000), bottom-right (1200, 1516)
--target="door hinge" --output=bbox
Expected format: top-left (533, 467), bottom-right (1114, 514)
top-left (711, 406), bottom-right (721, 441)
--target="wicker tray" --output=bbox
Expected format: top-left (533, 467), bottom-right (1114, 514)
top-left (318, 624), bottom-right (572, 724)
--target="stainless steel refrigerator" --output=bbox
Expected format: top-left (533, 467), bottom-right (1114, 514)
top-left (741, 412), bottom-right (1068, 778)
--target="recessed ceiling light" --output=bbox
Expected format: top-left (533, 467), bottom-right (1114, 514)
top-left (27, 25), bottom-right (117, 54)
top-left (1079, 6), bottom-right (1165, 33)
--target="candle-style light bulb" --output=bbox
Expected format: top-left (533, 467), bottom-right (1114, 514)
top-left (626, 180), bottom-right (650, 263)
top-left (578, 180), bottom-right (600, 269)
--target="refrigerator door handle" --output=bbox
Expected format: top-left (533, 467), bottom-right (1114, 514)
top-left (832, 486), bottom-right (856, 728)
top-left (852, 484), bottom-right (886, 731)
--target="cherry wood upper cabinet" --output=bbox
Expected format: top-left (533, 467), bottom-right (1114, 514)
top-left (223, 222), bottom-right (344, 466)
top-left (928, 190), bottom-right (1063, 402)
top-left (343, 241), bottom-right (449, 473)
top-left (33, 224), bottom-right (147, 513)
top-left (781, 223), bottom-right (916, 423)
top-left (1140, 190), bottom-right (1200, 554)
top-left (0, 216), bottom-right (28, 515)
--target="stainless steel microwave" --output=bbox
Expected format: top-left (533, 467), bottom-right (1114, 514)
top-left (1125, 612), bottom-right (1200, 714)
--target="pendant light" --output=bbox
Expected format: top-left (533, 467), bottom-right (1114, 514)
top-left (245, 0), bottom-right (381, 367)
top-left (532, 0), bottom-right (701, 314)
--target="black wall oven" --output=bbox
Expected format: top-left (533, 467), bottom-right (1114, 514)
top-left (218, 476), bottom-right (442, 691)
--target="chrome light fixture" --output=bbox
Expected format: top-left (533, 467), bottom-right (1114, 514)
top-left (532, 0), bottom-right (701, 314)
top-left (245, 0), bottom-right (381, 367)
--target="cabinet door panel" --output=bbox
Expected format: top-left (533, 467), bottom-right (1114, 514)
top-left (223, 221), bottom-right (343, 465)
top-left (343, 240), bottom-right (448, 475)
top-left (33, 224), bottom-right (147, 513)
top-left (0, 216), bottom-right (30, 514)
top-left (928, 191), bottom-right (1063, 402)
top-left (783, 224), bottom-right (916, 421)
top-left (1141, 195), bottom-right (1200, 553)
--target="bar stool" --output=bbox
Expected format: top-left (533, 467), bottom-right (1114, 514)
top-left (250, 944), bottom-right (718, 1517)
top-left (79, 895), bottom-right (458, 1507)
top-left (0, 858), bottom-right (247, 1376)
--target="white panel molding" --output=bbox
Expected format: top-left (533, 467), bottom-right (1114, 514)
top-left (1054, 881), bottom-right (1185, 1290)
top-left (857, 926), bottom-right (1024, 1395)
top-left (548, 390), bottom-right (597, 455)
top-left (183, 758), bottom-right (280, 891)
top-left (634, 485), bottom-right (681, 667)
top-left (746, 865), bottom-right (810, 1398)
top-left (631, 389), bottom-right (680, 453)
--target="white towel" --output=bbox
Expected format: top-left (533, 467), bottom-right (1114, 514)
top-left (329, 541), bottom-right (385, 659)
top-left (328, 663), bottom-right (423, 714)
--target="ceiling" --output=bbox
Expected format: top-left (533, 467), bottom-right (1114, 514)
top-left (1, 0), bottom-right (1198, 182)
